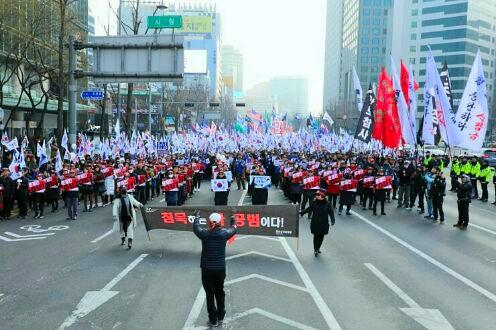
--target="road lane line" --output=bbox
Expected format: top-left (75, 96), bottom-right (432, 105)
top-left (352, 211), bottom-right (496, 303)
top-left (160, 198), bottom-right (165, 202)
top-left (226, 251), bottom-right (292, 262)
top-left (102, 254), bottom-right (148, 291)
top-left (60, 254), bottom-right (148, 329)
top-left (183, 288), bottom-right (205, 329)
top-left (237, 189), bottom-right (247, 206)
top-left (280, 237), bottom-right (342, 330)
top-left (365, 263), bottom-right (454, 329)
top-left (91, 229), bottom-right (114, 243)
top-left (469, 223), bottom-right (496, 236)
top-left (365, 263), bottom-right (420, 308)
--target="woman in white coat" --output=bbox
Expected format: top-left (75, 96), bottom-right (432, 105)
top-left (112, 186), bottom-right (143, 249)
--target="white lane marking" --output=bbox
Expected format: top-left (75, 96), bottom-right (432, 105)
top-left (223, 308), bottom-right (317, 330)
top-left (279, 237), bottom-right (342, 330)
top-left (183, 288), bottom-right (205, 329)
top-left (365, 263), bottom-right (420, 308)
top-left (352, 211), bottom-right (496, 303)
top-left (469, 223), bottom-right (496, 236)
top-left (102, 254), bottom-right (148, 291)
top-left (60, 254), bottom-right (148, 329)
top-left (236, 235), bottom-right (279, 242)
top-left (91, 229), bottom-right (114, 243)
top-left (237, 189), bottom-right (247, 206)
top-left (226, 251), bottom-right (292, 262)
top-left (0, 234), bottom-right (46, 242)
top-left (4, 232), bottom-right (54, 238)
top-left (226, 274), bottom-right (308, 292)
top-left (365, 263), bottom-right (454, 330)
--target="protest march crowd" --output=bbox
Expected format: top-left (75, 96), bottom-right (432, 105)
top-left (0, 128), bottom-right (494, 234)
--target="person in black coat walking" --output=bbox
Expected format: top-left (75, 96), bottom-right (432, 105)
top-left (193, 212), bottom-right (237, 327)
top-left (300, 189), bottom-right (335, 257)
top-left (0, 168), bottom-right (14, 219)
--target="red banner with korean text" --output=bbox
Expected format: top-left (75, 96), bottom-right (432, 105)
top-left (140, 205), bottom-right (299, 238)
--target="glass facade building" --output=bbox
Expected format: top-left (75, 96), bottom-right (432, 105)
top-left (323, 0), bottom-right (394, 110)
top-left (409, 0), bottom-right (496, 115)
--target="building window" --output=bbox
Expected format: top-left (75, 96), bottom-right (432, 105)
top-left (362, 57), bottom-right (369, 63)
top-left (412, 9), bottom-right (418, 16)
top-left (410, 46), bottom-right (416, 52)
top-left (372, 38), bottom-right (379, 45)
top-left (361, 47), bottom-right (369, 54)
top-left (411, 33), bottom-right (417, 40)
top-left (411, 21), bottom-right (417, 28)
top-left (371, 56), bottom-right (379, 64)
top-left (372, 47), bottom-right (379, 54)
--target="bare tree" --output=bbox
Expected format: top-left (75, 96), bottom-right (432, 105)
top-left (54, 0), bottom-right (78, 139)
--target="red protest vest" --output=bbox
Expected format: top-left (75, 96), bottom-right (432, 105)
top-left (292, 172), bottom-right (304, 184)
top-left (353, 169), bottom-right (365, 180)
top-left (28, 180), bottom-right (46, 193)
top-left (375, 176), bottom-right (392, 189)
top-left (162, 178), bottom-right (179, 192)
top-left (325, 173), bottom-right (343, 185)
top-left (102, 167), bottom-right (114, 178)
top-left (340, 179), bottom-right (358, 191)
top-left (77, 173), bottom-right (94, 185)
top-left (303, 176), bottom-right (320, 190)
top-left (61, 178), bottom-right (79, 191)
top-left (362, 176), bottom-right (375, 188)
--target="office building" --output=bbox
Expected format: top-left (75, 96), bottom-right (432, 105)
top-left (322, 0), bottom-right (394, 111)
top-left (221, 45), bottom-right (244, 96)
top-left (246, 77), bottom-right (309, 118)
top-left (408, 0), bottom-right (496, 133)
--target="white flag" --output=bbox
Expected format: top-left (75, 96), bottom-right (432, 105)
top-left (115, 116), bottom-right (120, 136)
top-left (55, 149), bottom-right (63, 173)
top-left (352, 66), bottom-right (363, 112)
top-left (408, 64), bottom-right (417, 136)
top-left (323, 112), bottom-right (334, 126)
top-left (390, 56), bottom-right (416, 147)
top-left (422, 62), bottom-right (436, 145)
top-left (61, 129), bottom-right (68, 150)
top-left (454, 50), bottom-right (488, 151)
top-left (425, 52), bottom-right (463, 146)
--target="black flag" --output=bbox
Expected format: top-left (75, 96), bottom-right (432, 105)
top-left (440, 61), bottom-right (454, 109)
top-left (354, 84), bottom-right (376, 143)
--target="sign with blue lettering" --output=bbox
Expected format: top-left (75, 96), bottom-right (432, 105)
top-left (81, 90), bottom-right (105, 100)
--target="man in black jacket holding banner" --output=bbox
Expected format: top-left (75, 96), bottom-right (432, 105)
top-left (193, 212), bottom-right (237, 327)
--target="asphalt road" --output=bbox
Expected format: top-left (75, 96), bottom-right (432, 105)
top-left (0, 181), bottom-right (495, 330)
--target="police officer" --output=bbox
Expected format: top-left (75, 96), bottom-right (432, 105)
top-left (454, 174), bottom-right (472, 230)
top-left (477, 160), bottom-right (493, 202)
top-left (193, 212), bottom-right (237, 327)
top-left (431, 169), bottom-right (446, 223)
top-left (469, 156), bottom-right (480, 199)
top-left (449, 156), bottom-right (461, 192)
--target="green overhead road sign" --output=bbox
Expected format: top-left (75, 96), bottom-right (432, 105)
top-left (147, 15), bottom-right (183, 29)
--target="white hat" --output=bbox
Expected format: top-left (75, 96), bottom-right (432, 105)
top-left (209, 213), bottom-right (222, 223)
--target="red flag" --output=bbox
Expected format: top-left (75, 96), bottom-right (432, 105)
top-left (373, 68), bottom-right (402, 148)
top-left (400, 60), bottom-right (410, 106)
top-left (372, 68), bottom-right (389, 141)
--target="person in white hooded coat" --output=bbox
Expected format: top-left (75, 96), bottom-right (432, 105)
top-left (112, 186), bottom-right (143, 249)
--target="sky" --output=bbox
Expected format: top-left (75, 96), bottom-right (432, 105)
top-left (89, 0), bottom-right (327, 114)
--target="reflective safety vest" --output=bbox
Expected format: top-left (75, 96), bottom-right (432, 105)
top-left (461, 163), bottom-right (471, 175)
top-left (470, 162), bottom-right (481, 177)
top-left (478, 167), bottom-right (495, 183)
top-left (423, 156), bottom-right (432, 166)
top-left (450, 161), bottom-right (461, 176)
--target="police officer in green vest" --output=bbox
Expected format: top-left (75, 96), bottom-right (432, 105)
top-left (460, 157), bottom-right (471, 177)
top-left (469, 156), bottom-right (481, 199)
top-left (423, 152), bottom-right (432, 168)
top-left (450, 156), bottom-right (461, 192)
top-left (478, 160), bottom-right (494, 202)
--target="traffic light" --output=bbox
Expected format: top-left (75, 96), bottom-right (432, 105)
top-left (235, 103), bottom-right (246, 107)
top-left (209, 102), bottom-right (220, 107)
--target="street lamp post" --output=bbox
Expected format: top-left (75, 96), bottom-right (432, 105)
top-left (147, 4), bottom-right (168, 134)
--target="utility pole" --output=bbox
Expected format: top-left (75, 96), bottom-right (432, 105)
top-left (68, 35), bottom-right (77, 146)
